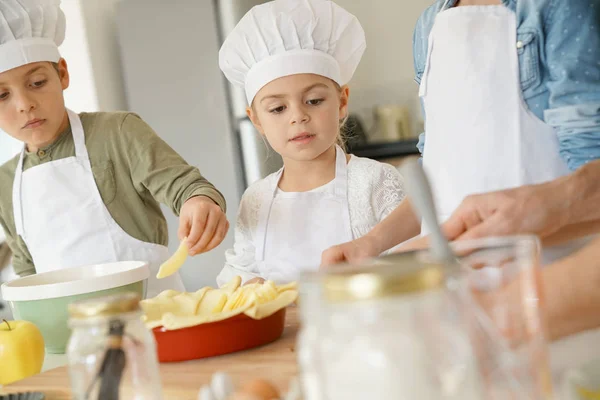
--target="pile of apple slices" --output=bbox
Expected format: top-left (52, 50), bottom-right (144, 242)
top-left (140, 276), bottom-right (298, 331)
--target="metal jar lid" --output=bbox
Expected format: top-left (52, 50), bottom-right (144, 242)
top-left (317, 251), bottom-right (446, 303)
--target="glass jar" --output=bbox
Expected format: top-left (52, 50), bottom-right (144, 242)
top-left (297, 251), bottom-right (483, 400)
top-left (66, 292), bottom-right (163, 400)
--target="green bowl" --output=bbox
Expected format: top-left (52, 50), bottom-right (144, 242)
top-left (1, 261), bottom-right (149, 354)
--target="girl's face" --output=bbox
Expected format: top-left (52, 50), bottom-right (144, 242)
top-left (247, 73), bottom-right (349, 163)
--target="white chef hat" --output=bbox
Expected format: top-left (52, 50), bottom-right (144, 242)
top-left (219, 0), bottom-right (366, 104)
top-left (0, 0), bottom-right (66, 74)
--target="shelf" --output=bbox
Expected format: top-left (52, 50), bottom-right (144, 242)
top-left (349, 139), bottom-right (420, 160)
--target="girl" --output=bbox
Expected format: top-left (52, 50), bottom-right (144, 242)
top-left (216, 0), bottom-right (408, 285)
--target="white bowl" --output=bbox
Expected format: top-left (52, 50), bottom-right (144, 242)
top-left (1, 261), bottom-right (150, 301)
top-left (0, 261), bottom-right (150, 354)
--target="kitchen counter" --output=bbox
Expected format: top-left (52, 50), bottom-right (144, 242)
top-left (2, 306), bottom-right (600, 399)
top-left (1, 308), bottom-right (300, 400)
top-left (41, 354), bottom-right (68, 374)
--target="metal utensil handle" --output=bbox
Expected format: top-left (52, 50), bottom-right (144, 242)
top-left (399, 158), bottom-right (529, 396)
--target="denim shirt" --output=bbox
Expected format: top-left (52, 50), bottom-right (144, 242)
top-left (414, 0), bottom-right (600, 171)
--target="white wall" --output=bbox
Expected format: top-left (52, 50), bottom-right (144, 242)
top-left (59, 0), bottom-right (99, 112)
top-left (58, 0), bottom-right (126, 112)
top-left (78, 0), bottom-right (127, 111)
top-left (335, 0), bottom-right (433, 137)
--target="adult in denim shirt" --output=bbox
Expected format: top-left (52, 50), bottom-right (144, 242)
top-left (414, 0), bottom-right (600, 171)
top-left (321, 0), bottom-right (599, 267)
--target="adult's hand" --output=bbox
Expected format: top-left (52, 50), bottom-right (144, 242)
top-left (440, 182), bottom-right (569, 242)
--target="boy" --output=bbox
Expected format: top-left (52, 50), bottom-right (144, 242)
top-left (0, 0), bottom-right (229, 297)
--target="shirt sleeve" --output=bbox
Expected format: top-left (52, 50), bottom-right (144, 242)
top-left (543, 0), bottom-right (600, 171)
top-left (0, 216), bottom-right (35, 277)
top-left (413, 6), bottom-right (434, 158)
top-left (371, 163), bottom-right (407, 222)
top-left (118, 113), bottom-right (227, 215)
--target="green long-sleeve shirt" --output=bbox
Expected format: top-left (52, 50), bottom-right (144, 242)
top-left (0, 111), bottom-right (226, 277)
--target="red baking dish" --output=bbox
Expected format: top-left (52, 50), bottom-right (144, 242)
top-left (152, 308), bottom-right (287, 362)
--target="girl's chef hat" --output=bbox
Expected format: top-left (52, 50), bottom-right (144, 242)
top-left (219, 0), bottom-right (366, 104)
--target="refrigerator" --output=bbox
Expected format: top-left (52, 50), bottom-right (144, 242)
top-left (115, 0), bottom-right (280, 289)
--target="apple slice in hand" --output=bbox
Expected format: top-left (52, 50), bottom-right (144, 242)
top-left (156, 239), bottom-right (189, 279)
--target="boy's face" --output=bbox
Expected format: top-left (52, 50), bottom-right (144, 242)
top-left (0, 59), bottom-right (70, 151)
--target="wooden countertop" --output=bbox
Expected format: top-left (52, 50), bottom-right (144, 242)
top-left (1, 307), bottom-right (300, 400)
top-left (4, 304), bottom-right (600, 400)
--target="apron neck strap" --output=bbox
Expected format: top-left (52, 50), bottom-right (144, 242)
top-left (270, 168), bottom-right (285, 196)
top-left (269, 145), bottom-right (348, 196)
top-left (333, 145), bottom-right (348, 199)
top-left (66, 109), bottom-right (89, 160)
top-left (12, 148), bottom-right (26, 236)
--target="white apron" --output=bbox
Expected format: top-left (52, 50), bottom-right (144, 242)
top-left (254, 145), bottom-right (354, 283)
top-left (12, 109), bottom-right (184, 298)
top-left (419, 4), bottom-right (591, 263)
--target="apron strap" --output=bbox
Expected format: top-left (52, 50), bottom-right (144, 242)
top-left (66, 109), bottom-right (90, 161)
top-left (254, 169), bottom-right (283, 262)
top-left (12, 148), bottom-right (26, 236)
top-left (333, 145), bottom-right (348, 199)
top-left (333, 145), bottom-right (353, 241)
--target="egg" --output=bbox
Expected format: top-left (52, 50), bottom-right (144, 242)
top-left (228, 393), bottom-right (263, 400)
top-left (234, 379), bottom-right (280, 400)
top-left (211, 371), bottom-right (235, 398)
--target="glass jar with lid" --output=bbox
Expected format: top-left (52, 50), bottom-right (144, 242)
top-left (296, 251), bottom-right (483, 400)
top-left (66, 292), bottom-right (163, 400)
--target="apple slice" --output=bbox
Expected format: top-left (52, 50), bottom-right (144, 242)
top-left (156, 239), bottom-right (189, 279)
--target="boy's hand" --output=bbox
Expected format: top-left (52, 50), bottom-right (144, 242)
top-left (178, 196), bottom-right (229, 255)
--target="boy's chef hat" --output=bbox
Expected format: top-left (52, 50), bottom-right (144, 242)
top-left (219, 0), bottom-right (366, 104)
top-left (0, 0), bottom-right (65, 74)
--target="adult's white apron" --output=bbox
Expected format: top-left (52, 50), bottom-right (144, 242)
top-left (12, 109), bottom-right (185, 298)
top-left (419, 4), bottom-right (592, 264)
top-left (254, 145), bottom-right (354, 283)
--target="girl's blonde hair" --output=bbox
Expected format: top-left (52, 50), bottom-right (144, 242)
top-left (333, 82), bottom-right (349, 151)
